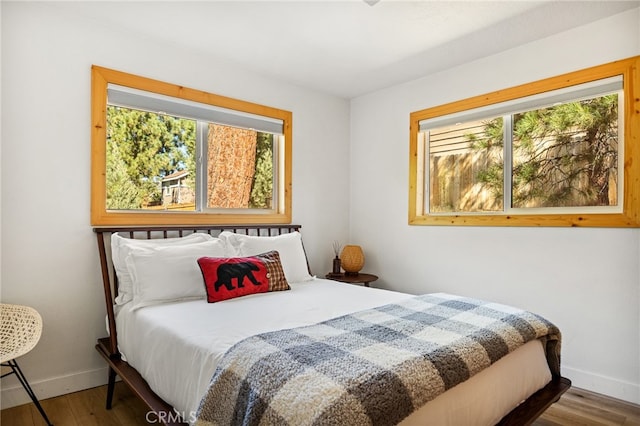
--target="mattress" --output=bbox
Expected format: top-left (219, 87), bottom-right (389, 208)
top-left (115, 278), bottom-right (551, 425)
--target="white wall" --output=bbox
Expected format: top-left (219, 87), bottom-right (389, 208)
top-left (0, 2), bottom-right (350, 406)
top-left (350, 8), bottom-right (640, 404)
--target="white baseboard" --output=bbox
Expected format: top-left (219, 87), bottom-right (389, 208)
top-left (0, 366), bottom-right (109, 410)
top-left (563, 366), bottom-right (640, 405)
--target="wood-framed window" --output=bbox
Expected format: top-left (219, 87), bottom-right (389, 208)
top-left (409, 56), bottom-right (640, 227)
top-left (91, 66), bottom-right (292, 226)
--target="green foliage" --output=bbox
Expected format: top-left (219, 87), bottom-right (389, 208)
top-left (471, 118), bottom-right (504, 150)
top-left (477, 163), bottom-right (504, 200)
top-left (106, 137), bottom-right (141, 209)
top-left (106, 106), bottom-right (196, 209)
top-left (472, 94), bottom-right (618, 208)
top-left (249, 133), bottom-right (274, 209)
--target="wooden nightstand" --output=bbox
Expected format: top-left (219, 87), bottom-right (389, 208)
top-left (325, 273), bottom-right (378, 287)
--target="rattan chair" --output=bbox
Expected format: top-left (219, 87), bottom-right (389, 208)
top-left (1, 303), bottom-right (53, 425)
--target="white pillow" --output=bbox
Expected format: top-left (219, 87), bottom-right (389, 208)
top-left (220, 231), bottom-right (313, 283)
top-left (126, 239), bottom-right (229, 310)
top-left (111, 232), bottom-right (214, 305)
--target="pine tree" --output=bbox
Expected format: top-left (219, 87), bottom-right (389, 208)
top-left (473, 95), bottom-right (618, 208)
top-left (106, 106), bottom-right (196, 208)
top-left (249, 133), bottom-right (274, 209)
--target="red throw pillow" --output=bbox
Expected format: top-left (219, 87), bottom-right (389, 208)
top-left (198, 251), bottom-right (290, 303)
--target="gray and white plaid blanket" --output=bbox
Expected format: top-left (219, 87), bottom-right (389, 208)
top-left (195, 293), bottom-right (561, 426)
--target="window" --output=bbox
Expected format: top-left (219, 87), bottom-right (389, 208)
top-left (91, 66), bottom-right (292, 226)
top-left (409, 56), bottom-right (640, 227)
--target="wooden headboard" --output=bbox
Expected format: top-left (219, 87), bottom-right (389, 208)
top-left (93, 224), bottom-right (303, 357)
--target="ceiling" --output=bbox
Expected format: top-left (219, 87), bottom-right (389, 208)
top-left (53, 0), bottom-right (639, 99)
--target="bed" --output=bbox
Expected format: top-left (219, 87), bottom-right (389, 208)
top-left (94, 224), bottom-right (570, 426)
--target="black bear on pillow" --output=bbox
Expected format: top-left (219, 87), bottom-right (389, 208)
top-left (214, 262), bottom-right (261, 291)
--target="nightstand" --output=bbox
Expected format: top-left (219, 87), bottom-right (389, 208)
top-left (325, 273), bottom-right (378, 287)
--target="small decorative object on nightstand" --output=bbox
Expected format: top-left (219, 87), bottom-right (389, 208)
top-left (331, 241), bottom-right (342, 275)
top-left (325, 272), bottom-right (378, 287)
top-left (332, 257), bottom-right (341, 275)
top-left (340, 245), bottom-right (364, 275)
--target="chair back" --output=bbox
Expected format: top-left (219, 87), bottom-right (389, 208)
top-left (0, 304), bottom-right (43, 363)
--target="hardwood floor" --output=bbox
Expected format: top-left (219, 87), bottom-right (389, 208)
top-left (532, 388), bottom-right (640, 426)
top-left (1, 382), bottom-right (638, 425)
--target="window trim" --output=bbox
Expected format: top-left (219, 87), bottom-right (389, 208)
top-left (91, 66), bottom-right (292, 226)
top-left (409, 56), bottom-right (640, 227)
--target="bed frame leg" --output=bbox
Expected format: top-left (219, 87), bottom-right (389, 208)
top-left (106, 367), bottom-right (117, 409)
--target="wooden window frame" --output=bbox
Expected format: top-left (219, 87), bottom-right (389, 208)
top-left (91, 66), bottom-right (292, 226)
top-left (409, 56), bottom-right (640, 227)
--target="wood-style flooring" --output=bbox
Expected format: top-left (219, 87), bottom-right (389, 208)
top-left (1, 382), bottom-right (639, 425)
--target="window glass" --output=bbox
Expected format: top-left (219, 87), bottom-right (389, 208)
top-left (204, 124), bottom-right (275, 210)
top-left (106, 106), bottom-right (196, 211)
top-left (106, 107), bottom-right (278, 213)
top-left (428, 116), bottom-right (504, 213)
top-left (511, 95), bottom-right (618, 209)
top-left (425, 93), bottom-right (619, 214)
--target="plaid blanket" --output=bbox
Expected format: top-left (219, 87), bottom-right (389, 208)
top-left (195, 293), bottom-right (561, 426)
